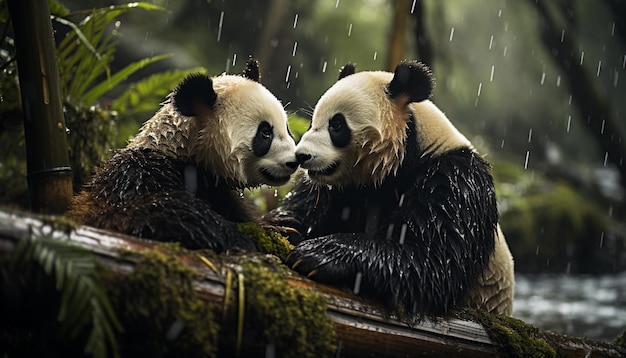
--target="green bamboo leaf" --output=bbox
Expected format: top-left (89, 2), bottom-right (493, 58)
top-left (48, 0), bottom-right (70, 17)
top-left (82, 53), bottom-right (172, 105)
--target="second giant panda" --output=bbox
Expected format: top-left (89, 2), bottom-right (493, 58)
top-left (68, 59), bottom-right (298, 252)
top-left (271, 61), bottom-right (514, 316)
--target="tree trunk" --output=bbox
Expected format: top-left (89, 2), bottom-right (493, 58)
top-left (7, 0), bottom-right (72, 214)
top-left (0, 208), bottom-right (623, 358)
top-left (387, 0), bottom-right (412, 71)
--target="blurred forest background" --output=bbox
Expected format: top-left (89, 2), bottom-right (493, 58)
top-left (1, 0), bottom-right (625, 277)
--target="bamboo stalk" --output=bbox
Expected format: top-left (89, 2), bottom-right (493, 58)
top-left (7, 0), bottom-right (72, 214)
top-left (0, 209), bottom-right (623, 357)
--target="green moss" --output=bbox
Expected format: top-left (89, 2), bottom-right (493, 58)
top-left (105, 246), bottom-right (219, 358)
top-left (237, 222), bottom-right (294, 260)
top-left (614, 330), bottom-right (626, 349)
top-left (226, 254), bottom-right (336, 358)
top-left (464, 309), bottom-right (556, 358)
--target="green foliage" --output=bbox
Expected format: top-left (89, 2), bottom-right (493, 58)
top-left (230, 255), bottom-right (337, 358)
top-left (465, 309), bottom-right (556, 358)
top-left (237, 222), bottom-right (294, 260)
top-left (55, 2), bottom-right (168, 105)
top-left (288, 114), bottom-right (310, 143)
top-left (0, 234), bottom-right (121, 357)
top-left (112, 67), bottom-right (205, 122)
top-left (494, 161), bottom-right (613, 273)
top-left (106, 247), bottom-right (218, 358)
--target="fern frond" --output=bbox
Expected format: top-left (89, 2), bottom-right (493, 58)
top-left (112, 67), bottom-right (206, 118)
top-left (11, 235), bottom-right (121, 358)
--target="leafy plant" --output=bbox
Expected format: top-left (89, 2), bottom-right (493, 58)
top-left (1, 234), bottom-right (121, 357)
top-left (53, 2), bottom-right (169, 105)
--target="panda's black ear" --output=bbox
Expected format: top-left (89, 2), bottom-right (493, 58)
top-left (387, 61), bottom-right (434, 103)
top-left (243, 57), bottom-right (261, 82)
top-left (338, 63), bottom-right (356, 80)
top-left (172, 73), bottom-right (218, 116)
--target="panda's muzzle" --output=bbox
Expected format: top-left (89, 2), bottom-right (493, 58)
top-left (260, 167), bottom-right (291, 184)
top-left (307, 161), bottom-right (339, 177)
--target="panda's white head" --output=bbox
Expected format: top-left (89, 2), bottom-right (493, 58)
top-left (295, 61), bottom-right (472, 187)
top-left (128, 59), bottom-right (298, 187)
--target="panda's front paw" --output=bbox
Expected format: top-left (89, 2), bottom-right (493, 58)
top-left (285, 236), bottom-right (356, 286)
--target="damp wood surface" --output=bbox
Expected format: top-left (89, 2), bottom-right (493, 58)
top-left (0, 208), bottom-right (623, 358)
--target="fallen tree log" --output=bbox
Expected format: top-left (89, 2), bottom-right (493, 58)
top-left (0, 208), bottom-right (623, 357)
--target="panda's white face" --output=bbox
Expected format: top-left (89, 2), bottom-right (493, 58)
top-left (296, 63), bottom-right (472, 188)
top-left (202, 76), bottom-right (298, 187)
top-left (296, 71), bottom-right (406, 187)
top-left (130, 68), bottom-right (298, 188)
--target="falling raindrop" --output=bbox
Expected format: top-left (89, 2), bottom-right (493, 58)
top-left (560, 29), bottom-right (565, 42)
top-left (527, 128), bottom-right (533, 143)
top-left (293, 14), bottom-right (299, 28)
top-left (216, 11), bottom-right (224, 42)
top-left (266, 343), bottom-right (276, 358)
top-left (477, 82), bottom-right (482, 96)
top-left (498, 9), bottom-right (502, 17)
top-left (524, 151), bottom-right (530, 169)
top-left (488, 35), bottom-right (494, 50)
top-left (566, 115), bottom-right (572, 132)
top-left (285, 65), bottom-right (292, 82)
top-left (274, 189), bottom-right (278, 198)
top-left (292, 42), bottom-right (298, 57)
top-left (599, 232), bottom-right (605, 248)
top-left (398, 193), bottom-right (405, 207)
top-left (580, 51), bottom-right (585, 65)
top-left (614, 71), bottom-right (619, 87)
top-left (232, 53), bottom-right (237, 67)
top-left (341, 207), bottom-right (350, 221)
top-left (347, 23), bottom-right (352, 37)
top-left (603, 152), bottom-right (608, 167)
top-left (500, 139), bottom-right (505, 148)
top-left (611, 22), bottom-right (615, 36)
top-left (540, 72), bottom-right (546, 85)
top-left (449, 27), bottom-right (455, 42)
top-left (353, 272), bottom-right (363, 294)
top-left (503, 46), bottom-right (508, 57)
top-left (322, 61), bottom-right (327, 73)
top-left (184, 165), bottom-right (198, 194)
top-left (601, 119), bottom-right (606, 134)
top-left (373, 51), bottom-right (378, 60)
top-left (335, 0), bottom-right (340, 8)
top-left (165, 318), bottom-right (185, 341)
top-left (385, 224), bottom-right (395, 240)
top-left (411, 0), bottom-right (416, 13)
top-left (490, 66), bottom-right (495, 82)
top-left (556, 75), bottom-right (561, 87)
top-left (596, 61), bottom-right (602, 76)
top-left (399, 223), bottom-right (408, 245)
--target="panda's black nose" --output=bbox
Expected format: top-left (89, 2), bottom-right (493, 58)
top-left (296, 153), bottom-right (312, 165)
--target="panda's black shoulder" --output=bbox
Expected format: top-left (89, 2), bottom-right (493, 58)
top-left (90, 148), bottom-right (186, 202)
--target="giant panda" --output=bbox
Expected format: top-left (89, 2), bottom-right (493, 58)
top-left (68, 58), bottom-right (298, 252)
top-left (270, 60), bottom-right (514, 316)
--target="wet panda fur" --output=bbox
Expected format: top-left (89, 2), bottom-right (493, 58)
top-left (271, 61), bottom-right (514, 316)
top-left (68, 59), bottom-right (298, 252)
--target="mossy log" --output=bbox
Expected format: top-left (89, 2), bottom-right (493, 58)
top-left (0, 208), bottom-right (623, 358)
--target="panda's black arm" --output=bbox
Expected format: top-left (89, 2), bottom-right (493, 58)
top-left (286, 149), bottom-right (498, 316)
top-left (266, 173), bottom-right (332, 244)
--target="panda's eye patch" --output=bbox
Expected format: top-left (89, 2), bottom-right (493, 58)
top-left (253, 121), bottom-right (274, 157)
top-left (328, 113), bottom-right (351, 147)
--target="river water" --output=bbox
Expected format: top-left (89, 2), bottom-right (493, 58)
top-left (512, 272), bottom-right (626, 341)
